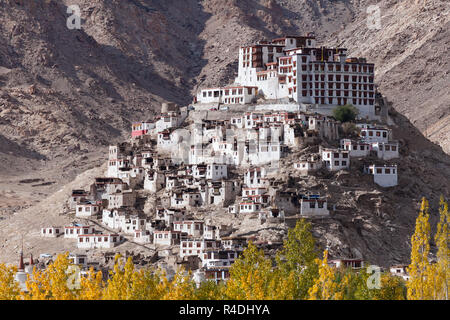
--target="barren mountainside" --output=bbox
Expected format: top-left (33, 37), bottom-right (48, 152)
top-left (0, 1), bottom-right (449, 265)
top-left (0, 0), bottom-right (448, 168)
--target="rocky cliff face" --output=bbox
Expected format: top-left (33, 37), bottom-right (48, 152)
top-left (0, 0), bottom-right (449, 265)
top-left (0, 0), bottom-right (448, 169)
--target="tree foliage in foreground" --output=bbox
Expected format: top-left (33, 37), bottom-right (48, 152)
top-left (0, 197), bottom-right (448, 300)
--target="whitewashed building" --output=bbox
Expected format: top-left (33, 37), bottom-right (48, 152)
top-left (143, 170), bottom-right (165, 192)
top-left (180, 239), bottom-right (221, 259)
top-left (341, 139), bottom-right (371, 158)
top-left (371, 142), bottom-right (399, 160)
top-left (64, 225), bottom-right (96, 239)
top-left (153, 230), bottom-right (182, 246)
top-left (299, 194), bottom-right (329, 216)
top-left (77, 234), bottom-right (123, 249)
top-left (321, 148), bottom-right (350, 171)
top-left (41, 226), bottom-right (63, 238)
top-left (102, 208), bottom-right (147, 234)
top-left (358, 124), bottom-right (391, 143)
top-left (75, 201), bottom-right (102, 217)
top-left (364, 164), bottom-right (398, 187)
top-left (196, 86), bottom-right (257, 105)
top-left (134, 230), bottom-right (152, 244)
top-left (173, 220), bottom-right (204, 238)
top-left (293, 155), bottom-right (322, 175)
top-left (244, 167), bottom-right (270, 188)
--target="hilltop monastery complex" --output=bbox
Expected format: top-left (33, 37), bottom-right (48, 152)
top-left (12, 35), bottom-right (409, 287)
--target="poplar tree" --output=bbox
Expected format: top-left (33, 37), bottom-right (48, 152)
top-left (308, 250), bottom-right (344, 300)
top-left (78, 267), bottom-right (104, 300)
top-left (407, 197), bottom-right (432, 300)
top-left (225, 241), bottom-right (290, 299)
top-left (276, 219), bottom-right (319, 299)
top-left (434, 196), bottom-right (449, 300)
top-left (0, 264), bottom-right (21, 300)
top-left (24, 252), bottom-right (77, 300)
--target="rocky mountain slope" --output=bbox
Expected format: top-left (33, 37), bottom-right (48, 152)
top-left (0, 0), bottom-right (449, 264)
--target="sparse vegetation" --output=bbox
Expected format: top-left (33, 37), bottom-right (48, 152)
top-left (1, 199), bottom-right (447, 300)
top-left (333, 104), bottom-right (359, 123)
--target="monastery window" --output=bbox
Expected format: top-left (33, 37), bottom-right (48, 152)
top-left (393, 169), bottom-right (396, 174)
top-left (318, 202), bottom-right (324, 208)
top-left (309, 202), bottom-right (316, 208)
top-left (208, 91), bottom-right (212, 97)
top-left (392, 146), bottom-right (397, 151)
top-left (383, 132), bottom-right (387, 138)
top-left (79, 238), bottom-right (83, 242)
top-left (377, 168), bottom-right (382, 174)
top-left (341, 161), bottom-right (347, 166)
top-left (369, 131), bottom-right (373, 136)
top-left (334, 161), bottom-right (340, 166)
top-left (385, 168), bottom-right (391, 174)
top-left (376, 131), bottom-right (381, 137)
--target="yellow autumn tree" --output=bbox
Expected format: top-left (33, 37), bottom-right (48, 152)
top-left (160, 268), bottom-right (196, 300)
top-left (129, 267), bottom-right (167, 300)
top-left (372, 273), bottom-right (406, 300)
top-left (102, 254), bottom-right (135, 300)
top-left (407, 197), bottom-right (433, 300)
top-left (23, 252), bottom-right (77, 300)
top-left (78, 267), bottom-right (104, 300)
top-left (433, 196), bottom-right (449, 300)
top-left (194, 280), bottom-right (226, 300)
top-left (225, 241), bottom-right (295, 300)
top-left (308, 250), bottom-right (347, 300)
top-left (0, 264), bottom-right (21, 300)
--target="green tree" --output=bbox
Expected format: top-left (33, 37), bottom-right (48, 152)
top-left (333, 104), bottom-right (359, 123)
top-left (276, 219), bottom-right (319, 299)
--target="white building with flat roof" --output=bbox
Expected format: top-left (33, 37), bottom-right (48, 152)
top-left (153, 230), bottom-right (182, 246)
top-left (357, 124), bottom-right (391, 143)
top-left (196, 86), bottom-right (257, 105)
top-left (77, 234), bottom-right (123, 249)
top-left (364, 165), bottom-right (398, 187)
top-left (64, 225), bottom-right (96, 239)
top-left (299, 194), bottom-right (329, 216)
top-left (41, 226), bottom-right (63, 238)
top-left (75, 201), bottom-right (102, 217)
top-left (341, 139), bottom-right (371, 158)
top-left (321, 148), bottom-right (350, 171)
top-left (371, 142), bottom-right (399, 160)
